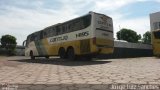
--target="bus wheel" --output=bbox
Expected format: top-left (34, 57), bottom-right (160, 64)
top-left (67, 48), bottom-right (76, 60)
top-left (30, 51), bottom-right (35, 60)
top-left (59, 48), bottom-right (66, 59)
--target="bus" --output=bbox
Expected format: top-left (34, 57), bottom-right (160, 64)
top-left (150, 12), bottom-right (160, 57)
top-left (24, 11), bottom-right (114, 60)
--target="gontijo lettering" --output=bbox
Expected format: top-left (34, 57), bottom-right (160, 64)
top-left (50, 35), bottom-right (68, 42)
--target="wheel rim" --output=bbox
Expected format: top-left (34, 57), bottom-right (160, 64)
top-left (30, 51), bottom-right (35, 59)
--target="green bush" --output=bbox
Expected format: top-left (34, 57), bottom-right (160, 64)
top-left (0, 35), bottom-right (17, 56)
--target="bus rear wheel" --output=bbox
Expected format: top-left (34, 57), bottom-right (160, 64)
top-left (30, 51), bottom-right (35, 60)
top-left (67, 48), bottom-right (76, 60)
top-left (59, 48), bottom-right (66, 59)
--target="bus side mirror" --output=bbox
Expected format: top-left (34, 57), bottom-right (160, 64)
top-left (23, 40), bottom-right (26, 47)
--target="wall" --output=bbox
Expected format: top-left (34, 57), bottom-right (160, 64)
top-left (97, 41), bottom-right (153, 59)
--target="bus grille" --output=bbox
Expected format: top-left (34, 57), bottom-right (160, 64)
top-left (80, 39), bottom-right (90, 53)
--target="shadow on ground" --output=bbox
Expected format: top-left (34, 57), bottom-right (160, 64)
top-left (9, 58), bottom-right (112, 66)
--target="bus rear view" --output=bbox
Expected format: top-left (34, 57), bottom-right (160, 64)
top-left (91, 12), bottom-right (114, 55)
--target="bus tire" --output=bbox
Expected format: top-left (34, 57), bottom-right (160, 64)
top-left (67, 48), bottom-right (76, 60)
top-left (30, 51), bottom-right (35, 60)
top-left (59, 48), bottom-right (66, 59)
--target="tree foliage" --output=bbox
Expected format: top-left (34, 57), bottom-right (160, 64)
top-left (142, 31), bottom-right (151, 44)
top-left (0, 35), bottom-right (17, 55)
top-left (117, 28), bottom-right (141, 43)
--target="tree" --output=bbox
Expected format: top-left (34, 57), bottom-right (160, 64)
top-left (0, 35), bottom-right (17, 55)
top-left (116, 28), bottom-right (141, 43)
top-left (142, 31), bottom-right (151, 44)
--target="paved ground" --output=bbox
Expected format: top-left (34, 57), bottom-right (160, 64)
top-left (0, 56), bottom-right (160, 90)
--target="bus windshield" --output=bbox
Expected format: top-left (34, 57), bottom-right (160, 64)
top-left (154, 31), bottom-right (160, 39)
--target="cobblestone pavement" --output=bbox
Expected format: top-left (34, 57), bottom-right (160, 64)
top-left (0, 56), bottom-right (160, 90)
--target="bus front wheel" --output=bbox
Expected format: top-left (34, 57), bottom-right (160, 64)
top-left (30, 51), bottom-right (35, 60)
top-left (67, 48), bottom-right (76, 60)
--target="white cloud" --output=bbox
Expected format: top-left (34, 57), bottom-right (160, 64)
top-left (94, 0), bottom-right (149, 12)
top-left (0, 6), bottom-right (78, 45)
top-left (95, 0), bottom-right (132, 11)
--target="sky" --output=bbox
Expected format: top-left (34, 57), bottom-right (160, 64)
top-left (0, 0), bottom-right (160, 45)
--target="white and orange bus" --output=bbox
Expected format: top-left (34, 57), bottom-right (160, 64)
top-left (24, 11), bottom-right (114, 60)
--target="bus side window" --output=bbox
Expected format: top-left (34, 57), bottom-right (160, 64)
top-left (49, 29), bottom-right (52, 37)
top-left (68, 24), bottom-right (71, 32)
top-left (70, 22), bottom-right (74, 32)
top-left (51, 28), bottom-right (56, 36)
top-left (73, 19), bottom-right (78, 31)
top-left (26, 35), bottom-right (31, 47)
top-left (62, 25), bottom-right (65, 34)
top-left (56, 26), bottom-right (61, 35)
top-left (30, 34), bottom-right (35, 41)
top-left (34, 32), bottom-right (39, 41)
top-left (65, 25), bottom-right (68, 32)
top-left (83, 15), bottom-right (91, 28)
top-left (77, 18), bottom-right (83, 31)
top-left (43, 31), bottom-right (47, 38)
top-left (40, 31), bottom-right (43, 39)
top-left (46, 28), bottom-right (51, 37)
